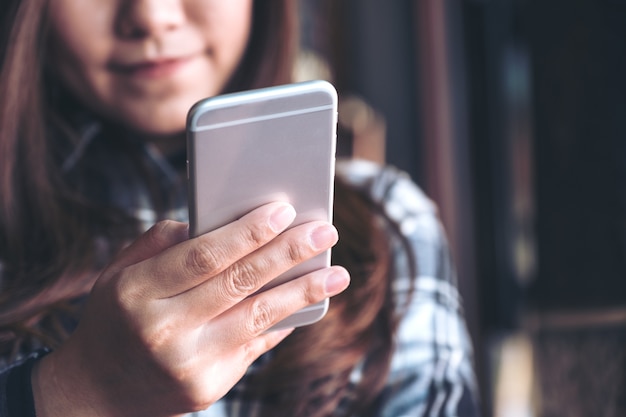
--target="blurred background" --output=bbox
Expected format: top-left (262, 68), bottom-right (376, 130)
top-left (297, 0), bottom-right (626, 416)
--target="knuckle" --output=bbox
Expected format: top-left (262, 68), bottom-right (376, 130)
top-left (221, 261), bottom-right (260, 299)
top-left (164, 366), bottom-right (215, 412)
top-left (139, 318), bottom-right (176, 354)
top-left (242, 223), bottom-right (270, 247)
top-left (184, 397), bottom-right (214, 414)
top-left (303, 281), bottom-right (323, 305)
top-left (246, 298), bottom-right (274, 335)
top-left (145, 220), bottom-right (175, 247)
top-left (185, 240), bottom-right (221, 276)
top-left (109, 268), bottom-right (143, 312)
top-left (241, 340), bottom-right (263, 366)
top-left (285, 240), bottom-right (307, 264)
top-left (297, 275), bottom-right (325, 305)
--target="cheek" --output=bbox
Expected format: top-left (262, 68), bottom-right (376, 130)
top-left (48, 2), bottom-right (113, 98)
top-left (49, 2), bottom-right (111, 63)
top-left (194, 1), bottom-right (253, 78)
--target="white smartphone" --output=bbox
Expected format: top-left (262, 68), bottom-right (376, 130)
top-left (186, 80), bottom-right (338, 330)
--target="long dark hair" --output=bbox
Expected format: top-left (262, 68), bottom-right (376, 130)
top-left (0, 0), bottom-right (102, 355)
top-left (0, 1), bottom-right (404, 415)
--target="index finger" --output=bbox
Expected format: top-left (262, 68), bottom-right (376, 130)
top-left (117, 202), bottom-right (297, 299)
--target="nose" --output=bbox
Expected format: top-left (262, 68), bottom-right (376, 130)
top-left (116, 0), bottom-right (186, 39)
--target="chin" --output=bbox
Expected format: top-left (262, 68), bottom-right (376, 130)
top-left (132, 120), bottom-right (187, 138)
top-left (116, 106), bottom-right (188, 138)
top-left (105, 89), bottom-right (216, 137)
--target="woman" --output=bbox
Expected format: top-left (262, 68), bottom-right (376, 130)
top-left (0, 1), bottom-right (479, 416)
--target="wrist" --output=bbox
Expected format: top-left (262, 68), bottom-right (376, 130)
top-left (32, 346), bottom-right (103, 417)
top-left (31, 344), bottom-right (187, 417)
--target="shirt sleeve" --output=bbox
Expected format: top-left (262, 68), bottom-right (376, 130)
top-left (0, 349), bottom-right (49, 417)
top-left (337, 160), bottom-right (481, 417)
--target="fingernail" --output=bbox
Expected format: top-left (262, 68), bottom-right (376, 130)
top-left (309, 225), bottom-right (338, 250)
top-left (269, 204), bottom-right (296, 232)
top-left (325, 268), bottom-right (350, 294)
top-left (180, 224), bottom-right (191, 241)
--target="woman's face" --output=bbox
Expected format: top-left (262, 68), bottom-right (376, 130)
top-left (48, 0), bottom-right (253, 137)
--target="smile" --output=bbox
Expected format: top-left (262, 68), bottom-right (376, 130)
top-left (109, 56), bottom-right (194, 79)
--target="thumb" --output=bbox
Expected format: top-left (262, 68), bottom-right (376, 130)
top-left (106, 220), bottom-right (190, 273)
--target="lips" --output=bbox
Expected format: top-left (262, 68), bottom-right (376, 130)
top-left (109, 56), bottom-right (194, 79)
